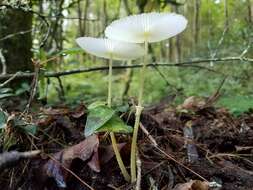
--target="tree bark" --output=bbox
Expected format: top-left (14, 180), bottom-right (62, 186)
top-left (224, 0), bottom-right (229, 29)
top-left (0, 8), bottom-right (33, 75)
top-left (247, 0), bottom-right (253, 23)
top-left (194, 0), bottom-right (200, 45)
top-left (173, 5), bottom-right (181, 62)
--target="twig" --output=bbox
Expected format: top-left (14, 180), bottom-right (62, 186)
top-left (0, 49), bottom-right (6, 74)
top-left (210, 27), bottom-right (229, 66)
top-left (0, 29), bottom-right (34, 42)
top-left (139, 123), bottom-right (157, 146)
top-left (56, 76), bottom-right (65, 101)
top-left (140, 123), bottom-right (209, 182)
top-left (204, 76), bottom-right (227, 107)
top-left (0, 56), bottom-right (252, 80)
top-left (0, 72), bottom-right (21, 88)
top-left (23, 60), bottom-right (40, 115)
top-left (47, 154), bottom-right (95, 190)
top-left (0, 150), bottom-right (40, 170)
top-left (136, 151), bottom-right (142, 190)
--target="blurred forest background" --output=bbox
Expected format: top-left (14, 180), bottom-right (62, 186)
top-left (0, 0), bottom-right (253, 114)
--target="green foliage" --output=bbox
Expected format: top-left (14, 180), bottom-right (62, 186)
top-left (218, 96), bottom-right (253, 116)
top-left (0, 88), bottom-right (14, 99)
top-left (85, 102), bottom-right (132, 137)
top-left (4, 0), bottom-right (251, 115)
top-left (96, 115), bottom-right (132, 134)
top-left (0, 109), bottom-right (7, 129)
top-left (13, 118), bottom-right (37, 135)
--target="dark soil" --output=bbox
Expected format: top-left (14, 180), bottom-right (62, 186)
top-left (0, 99), bottom-right (253, 190)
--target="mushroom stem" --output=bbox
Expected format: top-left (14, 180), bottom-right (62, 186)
top-left (130, 41), bottom-right (148, 182)
top-left (108, 56), bottom-right (131, 182)
top-left (107, 57), bottom-right (113, 107)
top-left (110, 132), bottom-right (131, 182)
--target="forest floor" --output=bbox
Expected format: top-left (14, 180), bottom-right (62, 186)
top-left (0, 96), bottom-right (253, 190)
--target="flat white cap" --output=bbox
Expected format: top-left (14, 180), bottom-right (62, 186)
top-left (76, 37), bottom-right (145, 60)
top-left (105, 12), bottom-right (187, 43)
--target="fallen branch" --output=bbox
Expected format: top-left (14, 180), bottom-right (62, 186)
top-left (0, 56), bottom-right (252, 80)
top-left (0, 150), bottom-right (40, 170)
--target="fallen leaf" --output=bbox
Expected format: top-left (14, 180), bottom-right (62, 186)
top-left (43, 135), bottom-right (99, 188)
top-left (70, 103), bottom-right (87, 119)
top-left (173, 180), bottom-right (209, 190)
top-left (100, 143), bottom-right (126, 164)
top-left (41, 107), bottom-right (70, 115)
top-left (179, 96), bottom-right (206, 111)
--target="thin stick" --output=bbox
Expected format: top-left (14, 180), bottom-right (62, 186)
top-left (139, 123), bottom-right (157, 146)
top-left (0, 72), bottom-right (20, 88)
top-left (47, 154), bottom-right (95, 190)
top-left (136, 151), bottom-right (142, 190)
top-left (23, 60), bottom-right (40, 115)
top-left (0, 56), bottom-right (253, 80)
top-left (139, 123), bottom-right (209, 182)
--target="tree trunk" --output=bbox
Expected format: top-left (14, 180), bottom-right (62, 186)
top-left (173, 5), bottom-right (181, 62)
top-left (194, 0), bottom-right (200, 45)
top-left (0, 9), bottom-right (33, 75)
top-left (224, 0), bottom-right (229, 29)
top-left (247, 0), bottom-right (253, 23)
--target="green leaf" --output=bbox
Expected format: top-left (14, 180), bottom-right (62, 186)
top-left (0, 110), bottom-right (7, 129)
top-left (0, 93), bottom-right (15, 99)
top-left (88, 101), bottom-right (106, 109)
top-left (96, 115), bottom-right (133, 134)
top-left (21, 124), bottom-right (37, 135)
top-left (85, 105), bottom-right (115, 137)
top-left (58, 48), bottom-right (83, 56)
top-left (13, 118), bottom-right (37, 135)
top-left (0, 88), bottom-right (13, 94)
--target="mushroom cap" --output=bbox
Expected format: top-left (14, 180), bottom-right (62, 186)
top-left (105, 12), bottom-right (187, 43)
top-left (76, 37), bottom-right (145, 60)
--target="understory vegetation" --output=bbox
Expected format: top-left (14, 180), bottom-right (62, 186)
top-left (0, 0), bottom-right (252, 190)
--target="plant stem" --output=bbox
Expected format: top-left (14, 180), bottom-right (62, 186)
top-left (130, 41), bottom-right (148, 182)
top-left (108, 56), bottom-right (130, 182)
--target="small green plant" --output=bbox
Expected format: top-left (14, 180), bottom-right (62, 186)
top-left (76, 37), bottom-right (144, 181)
top-left (105, 12), bottom-right (188, 182)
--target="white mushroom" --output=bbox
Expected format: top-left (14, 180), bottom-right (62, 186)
top-left (105, 12), bottom-right (187, 43)
top-left (105, 12), bottom-right (188, 182)
top-left (76, 37), bottom-right (145, 61)
top-left (76, 37), bottom-right (144, 182)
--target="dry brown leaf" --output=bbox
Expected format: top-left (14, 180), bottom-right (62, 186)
top-left (43, 135), bottom-right (99, 188)
top-left (173, 180), bottom-right (209, 190)
top-left (179, 96), bottom-right (206, 111)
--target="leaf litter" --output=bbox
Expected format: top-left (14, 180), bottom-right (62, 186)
top-left (0, 97), bottom-right (252, 190)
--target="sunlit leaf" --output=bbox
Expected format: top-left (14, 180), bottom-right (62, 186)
top-left (87, 101), bottom-right (106, 109)
top-left (96, 115), bottom-right (133, 134)
top-left (85, 105), bottom-right (115, 137)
